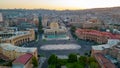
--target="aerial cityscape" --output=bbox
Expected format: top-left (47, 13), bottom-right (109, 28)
top-left (0, 0), bottom-right (120, 68)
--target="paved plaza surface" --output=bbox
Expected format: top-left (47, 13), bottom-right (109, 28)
top-left (40, 44), bottom-right (81, 50)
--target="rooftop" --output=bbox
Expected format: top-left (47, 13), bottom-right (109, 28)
top-left (0, 30), bottom-right (30, 40)
top-left (76, 29), bottom-right (120, 39)
top-left (92, 39), bottom-right (120, 50)
top-left (0, 43), bottom-right (17, 51)
top-left (95, 53), bottom-right (116, 68)
top-left (0, 43), bottom-right (37, 53)
top-left (15, 47), bottom-right (37, 52)
top-left (105, 55), bottom-right (118, 63)
top-left (13, 53), bottom-right (33, 65)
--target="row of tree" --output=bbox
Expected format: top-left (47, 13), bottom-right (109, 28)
top-left (38, 16), bottom-right (44, 34)
top-left (70, 26), bottom-right (77, 39)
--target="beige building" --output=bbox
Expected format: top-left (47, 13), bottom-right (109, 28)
top-left (42, 15), bottom-right (51, 27)
top-left (0, 43), bottom-right (37, 60)
top-left (75, 29), bottom-right (108, 44)
top-left (33, 15), bottom-right (39, 26)
top-left (82, 22), bottom-right (101, 29)
top-left (0, 29), bottom-right (35, 46)
top-left (76, 29), bottom-right (120, 44)
top-left (0, 13), bottom-right (3, 22)
top-left (44, 22), bottom-right (67, 35)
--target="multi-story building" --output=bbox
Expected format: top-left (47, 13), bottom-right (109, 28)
top-left (0, 28), bottom-right (38, 68)
top-left (44, 22), bottom-right (67, 35)
top-left (91, 39), bottom-right (120, 56)
top-left (82, 21), bottom-right (102, 29)
top-left (33, 15), bottom-right (39, 26)
top-left (0, 29), bottom-right (35, 46)
top-left (94, 53), bottom-right (116, 68)
top-left (0, 43), bottom-right (37, 60)
top-left (75, 29), bottom-right (120, 44)
top-left (91, 39), bottom-right (120, 68)
top-left (12, 53), bottom-right (33, 68)
top-left (43, 22), bottom-right (69, 40)
top-left (103, 44), bottom-right (120, 62)
top-left (42, 15), bottom-right (51, 28)
top-left (0, 13), bottom-right (3, 22)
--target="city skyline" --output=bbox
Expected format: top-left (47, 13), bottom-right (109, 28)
top-left (0, 1), bottom-right (120, 68)
top-left (0, 0), bottom-right (120, 10)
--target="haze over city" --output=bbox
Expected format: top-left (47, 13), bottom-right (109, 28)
top-left (1, 0), bottom-right (120, 68)
top-left (0, 0), bottom-right (120, 10)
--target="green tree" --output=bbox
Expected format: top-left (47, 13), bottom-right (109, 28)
top-left (70, 26), bottom-right (77, 39)
top-left (84, 52), bottom-right (88, 56)
top-left (66, 63), bottom-right (84, 68)
top-left (73, 63), bottom-right (84, 68)
top-left (32, 56), bottom-right (38, 67)
top-left (79, 56), bottom-right (87, 66)
top-left (48, 54), bottom-right (57, 65)
top-left (57, 59), bottom-right (67, 66)
top-left (3, 61), bottom-right (12, 66)
top-left (88, 57), bottom-right (96, 64)
top-left (48, 64), bottom-right (56, 68)
top-left (68, 54), bottom-right (77, 63)
top-left (88, 50), bottom-right (92, 57)
top-left (70, 26), bottom-right (76, 33)
top-left (89, 62), bottom-right (98, 68)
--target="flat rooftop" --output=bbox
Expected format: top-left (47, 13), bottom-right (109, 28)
top-left (0, 43), bottom-right (37, 53)
top-left (92, 39), bottom-right (120, 50)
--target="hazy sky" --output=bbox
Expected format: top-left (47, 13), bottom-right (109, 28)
top-left (0, 0), bottom-right (120, 10)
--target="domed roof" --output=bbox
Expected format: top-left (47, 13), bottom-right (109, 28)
top-left (50, 22), bottom-right (59, 29)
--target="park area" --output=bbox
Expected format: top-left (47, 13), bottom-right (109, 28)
top-left (48, 54), bottom-right (99, 68)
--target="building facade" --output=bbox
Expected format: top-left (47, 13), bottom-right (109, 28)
top-left (91, 39), bottom-right (120, 68)
top-left (0, 13), bottom-right (3, 22)
top-left (76, 29), bottom-right (120, 44)
top-left (0, 29), bottom-right (35, 46)
top-left (94, 53), bottom-right (116, 68)
top-left (0, 43), bottom-right (37, 60)
top-left (44, 22), bottom-right (67, 35)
